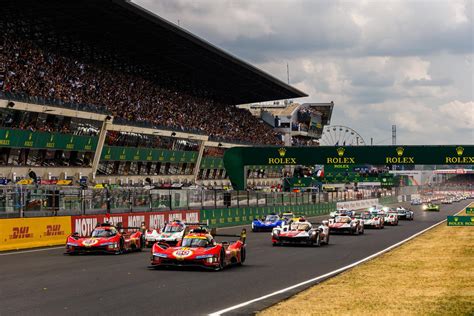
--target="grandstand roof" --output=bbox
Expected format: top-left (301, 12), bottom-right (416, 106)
top-left (5, 0), bottom-right (307, 105)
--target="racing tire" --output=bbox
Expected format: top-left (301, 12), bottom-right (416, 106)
top-left (353, 227), bottom-right (359, 235)
top-left (240, 247), bottom-right (246, 264)
top-left (360, 226), bottom-right (364, 235)
top-left (325, 234), bottom-right (330, 245)
top-left (138, 235), bottom-right (145, 251)
top-left (314, 233), bottom-right (321, 247)
top-left (216, 249), bottom-right (226, 271)
top-left (117, 237), bottom-right (125, 254)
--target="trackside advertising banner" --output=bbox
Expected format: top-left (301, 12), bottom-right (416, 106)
top-left (336, 199), bottom-right (379, 210)
top-left (0, 216), bottom-right (71, 251)
top-left (71, 210), bottom-right (200, 237)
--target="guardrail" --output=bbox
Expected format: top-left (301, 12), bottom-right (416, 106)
top-left (0, 185), bottom-right (402, 218)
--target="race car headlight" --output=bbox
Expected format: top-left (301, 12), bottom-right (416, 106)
top-left (153, 253), bottom-right (168, 258)
top-left (422, 205), bottom-right (427, 210)
top-left (196, 254), bottom-right (214, 259)
top-left (205, 256), bottom-right (219, 263)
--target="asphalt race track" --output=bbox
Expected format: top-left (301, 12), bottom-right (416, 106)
top-left (0, 200), bottom-right (471, 316)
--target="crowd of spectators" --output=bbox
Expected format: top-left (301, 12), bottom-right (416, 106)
top-left (0, 30), bottom-right (282, 145)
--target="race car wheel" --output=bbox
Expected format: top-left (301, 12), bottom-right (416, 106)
top-left (353, 227), bottom-right (359, 235)
top-left (240, 247), bottom-right (246, 264)
top-left (139, 235), bottom-right (145, 251)
top-left (314, 233), bottom-right (321, 247)
top-left (325, 234), bottom-right (330, 244)
top-left (118, 237), bottom-right (125, 254)
top-left (218, 249), bottom-right (226, 270)
top-left (360, 226), bottom-right (364, 235)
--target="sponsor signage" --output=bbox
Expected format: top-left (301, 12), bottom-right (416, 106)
top-left (268, 148), bottom-right (297, 165)
top-left (71, 210), bottom-right (200, 236)
top-left (447, 216), bottom-right (474, 226)
top-left (0, 216), bottom-right (71, 251)
top-left (223, 145), bottom-right (474, 190)
top-left (466, 207), bottom-right (474, 215)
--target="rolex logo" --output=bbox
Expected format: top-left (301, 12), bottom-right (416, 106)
top-left (396, 147), bottom-right (404, 156)
top-left (456, 146), bottom-right (464, 156)
top-left (337, 147), bottom-right (345, 157)
top-left (471, 217), bottom-right (474, 222)
top-left (278, 148), bottom-right (287, 157)
top-left (454, 217), bottom-right (458, 222)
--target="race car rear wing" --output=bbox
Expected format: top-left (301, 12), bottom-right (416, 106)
top-left (213, 229), bottom-right (247, 243)
top-left (310, 220), bottom-right (329, 226)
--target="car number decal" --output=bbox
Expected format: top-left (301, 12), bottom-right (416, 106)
top-left (83, 238), bottom-right (99, 247)
top-left (173, 248), bottom-right (193, 259)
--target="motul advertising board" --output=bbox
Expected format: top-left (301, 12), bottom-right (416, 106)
top-left (71, 210), bottom-right (200, 237)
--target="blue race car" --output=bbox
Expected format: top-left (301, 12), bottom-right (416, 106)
top-left (251, 214), bottom-right (285, 232)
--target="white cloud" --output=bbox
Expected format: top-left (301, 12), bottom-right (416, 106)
top-left (133, 0), bottom-right (473, 145)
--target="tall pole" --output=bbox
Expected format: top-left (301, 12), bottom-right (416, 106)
top-left (392, 125), bottom-right (396, 145)
top-left (287, 63), bottom-right (290, 84)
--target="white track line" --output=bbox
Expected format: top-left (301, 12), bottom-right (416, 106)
top-left (0, 246), bottom-right (64, 256)
top-left (209, 207), bottom-right (466, 316)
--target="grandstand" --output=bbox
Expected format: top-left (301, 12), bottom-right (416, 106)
top-left (0, 0), bottom-right (308, 188)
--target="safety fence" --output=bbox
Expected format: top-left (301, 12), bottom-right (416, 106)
top-left (0, 185), bottom-right (400, 218)
top-left (0, 192), bottom-right (420, 251)
top-left (200, 203), bottom-right (336, 228)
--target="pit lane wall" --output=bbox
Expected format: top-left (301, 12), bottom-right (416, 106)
top-left (200, 202), bottom-right (337, 227)
top-left (0, 216), bottom-right (71, 251)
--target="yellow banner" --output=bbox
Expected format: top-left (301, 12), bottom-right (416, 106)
top-left (0, 216), bottom-right (71, 251)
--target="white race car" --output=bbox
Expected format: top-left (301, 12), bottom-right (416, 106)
top-left (356, 210), bottom-right (384, 229)
top-left (144, 220), bottom-right (201, 247)
top-left (329, 207), bottom-right (354, 218)
top-left (272, 218), bottom-right (330, 246)
top-left (382, 208), bottom-right (399, 226)
top-left (328, 215), bottom-right (364, 235)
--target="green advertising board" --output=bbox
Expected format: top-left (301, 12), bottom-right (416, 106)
top-left (447, 216), bottom-right (474, 226)
top-left (0, 128), bottom-right (98, 151)
top-left (100, 146), bottom-right (197, 163)
top-left (200, 202), bottom-right (336, 228)
top-left (466, 207), bottom-right (474, 215)
top-left (200, 157), bottom-right (224, 169)
top-left (223, 145), bottom-right (474, 190)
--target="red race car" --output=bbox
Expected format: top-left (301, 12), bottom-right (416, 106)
top-left (150, 227), bottom-right (246, 271)
top-left (65, 222), bottom-right (145, 254)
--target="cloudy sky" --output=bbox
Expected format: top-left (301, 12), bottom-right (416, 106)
top-left (134, 0), bottom-right (473, 145)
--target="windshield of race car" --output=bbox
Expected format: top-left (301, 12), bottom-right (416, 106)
top-left (91, 228), bottom-right (117, 237)
top-left (181, 237), bottom-right (210, 247)
top-left (163, 224), bottom-right (184, 233)
top-left (335, 216), bottom-right (351, 223)
top-left (290, 222), bottom-right (310, 231)
top-left (265, 215), bottom-right (279, 222)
